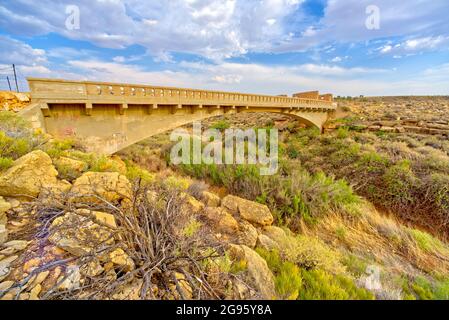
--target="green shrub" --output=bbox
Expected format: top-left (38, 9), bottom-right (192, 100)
top-left (336, 127), bottom-right (350, 139)
top-left (404, 276), bottom-right (449, 300)
top-left (44, 138), bottom-right (75, 159)
top-left (382, 160), bottom-right (418, 206)
top-left (211, 120), bottom-right (230, 131)
top-left (126, 163), bottom-right (155, 185)
top-left (299, 269), bottom-right (374, 300)
top-left (0, 156), bottom-right (14, 171)
top-left (182, 217), bottom-right (202, 238)
top-left (0, 131), bottom-right (32, 159)
top-left (256, 249), bottom-right (302, 300)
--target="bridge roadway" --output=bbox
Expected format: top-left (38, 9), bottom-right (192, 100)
top-left (20, 78), bottom-right (337, 154)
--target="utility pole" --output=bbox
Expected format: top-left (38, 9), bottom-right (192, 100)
top-left (6, 76), bottom-right (12, 91)
top-left (12, 64), bottom-right (19, 92)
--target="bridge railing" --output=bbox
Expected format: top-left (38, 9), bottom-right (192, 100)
top-left (28, 78), bottom-right (336, 109)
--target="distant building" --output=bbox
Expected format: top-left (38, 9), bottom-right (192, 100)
top-left (293, 91), bottom-right (319, 100)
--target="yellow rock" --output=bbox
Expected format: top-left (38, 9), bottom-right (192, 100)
top-left (29, 284), bottom-right (42, 300)
top-left (201, 191), bottom-right (221, 207)
top-left (109, 248), bottom-right (135, 272)
top-left (49, 212), bottom-right (115, 256)
top-left (0, 150), bottom-right (59, 198)
top-left (75, 209), bottom-right (117, 229)
top-left (204, 207), bottom-right (239, 234)
top-left (70, 171), bottom-right (132, 204)
top-left (228, 244), bottom-right (276, 300)
top-left (222, 195), bottom-right (273, 226)
top-left (0, 280), bottom-right (14, 292)
top-left (54, 156), bottom-right (87, 176)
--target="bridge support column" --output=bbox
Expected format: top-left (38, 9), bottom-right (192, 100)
top-left (85, 102), bottom-right (93, 116)
top-left (171, 104), bottom-right (182, 114)
top-left (146, 104), bottom-right (158, 114)
top-left (207, 105), bottom-right (220, 114)
top-left (119, 103), bottom-right (128, 115)
top-left (40, 103), bottom-right (51, 117)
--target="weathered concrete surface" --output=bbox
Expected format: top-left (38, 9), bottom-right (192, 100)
top-left (21, 78), bottom-right (337, 154)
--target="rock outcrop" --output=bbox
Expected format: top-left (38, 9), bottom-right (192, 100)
top-left (221, 195), bottom-right (274, 226)
top-left (48, 211), bottom-right (116, 256)
top-left (0, 150), bottom-right (63, 198)
top-left (228, 244), bottom-right (276, 299)
top-left (70, 171), bottom-right (132, 204)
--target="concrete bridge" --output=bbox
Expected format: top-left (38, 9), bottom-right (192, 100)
top-left (21, 78), bottom-right (337, 154)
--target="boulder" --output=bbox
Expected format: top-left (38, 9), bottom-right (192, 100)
top-left (221, 195), bottom-right (273, 226)
top-left (262, 226), bottom-right (289, 245)
top-left (0, 197), bottom-right (11, 225)
top-left (107, 248), bottom-right (135, 272)
top-left (203, 207), bottom-right (239, 234)
top-left (0, 280), bottom-right (14, 293)
top-left (0, 150), bottom-right (59, 197)
top-left (256, 234), bottom-right (280, 251)
top-left (0, 240), bottom-right (29, 255)
top-left (201, 191), bottom-right (221, 207)
top-left (110, 155), bottom-right (127, 174)
top-left (80, 259), bottom-right (104, 277)
top-left (58, 265), bottom-right (81, 291)
top-left (75, 209), bottom-right (117, 229)
top-left (48, 212), bottom-right (115, 256)
top-left (237, 220), bottom-right (258, 248)
top-left (181, 194), bottom-right (205, 215)
top-left (112, 279), bottom-right (143, 300)
top-left (0, 255), bottom-right (18, 282)
top-left (0, 225), bottom-right (7, 245)
top-left (54, 157), bottom-right (87, 177)
top-left (228, 244), bottom-right (276, 299)
top-left (70, 172), bottom-right (132, 204)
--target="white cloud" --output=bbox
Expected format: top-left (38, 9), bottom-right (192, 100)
top-left (61, 59), bottom-right (408, 96)
top-left (0, 36), bottom-right (47, 66)
top-left (0, 0), bottom-right (304, 60)
top-left (278, 0), bottom-right (449, 52)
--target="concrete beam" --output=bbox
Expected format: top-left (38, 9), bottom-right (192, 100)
top-left (40, 103), bottom-right (51, 117)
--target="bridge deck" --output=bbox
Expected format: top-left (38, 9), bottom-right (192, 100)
top-left (27, 78), bottom-right (337, 112)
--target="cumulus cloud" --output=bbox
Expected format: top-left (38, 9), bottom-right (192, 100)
top-left (378, 36), bottom-right (449, 56)
top-left (0, 35), bottom-right (47, 66)
top-left (0, 0), bottom-right (303, 60)
top-left (278, 0), bottom-right (449, 52)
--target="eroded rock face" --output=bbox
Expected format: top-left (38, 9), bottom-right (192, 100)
top-left (228, 244), bottom-right (276, 300)
top-left (70, 171), bottom-right (132, 204)
top-left (0, 150), bottom-right (59, 197)
top-left (221, 195), bottom-right (273, 226)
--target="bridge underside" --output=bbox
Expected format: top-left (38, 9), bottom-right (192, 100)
top-left (22, 103), bottom-right (330, 154)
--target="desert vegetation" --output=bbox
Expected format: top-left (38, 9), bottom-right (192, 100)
top-left (2, 96), bottom-right (449, 300)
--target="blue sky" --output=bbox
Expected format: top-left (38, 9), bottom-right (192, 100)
top-left (0, 0), bottom-right (448, 96)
